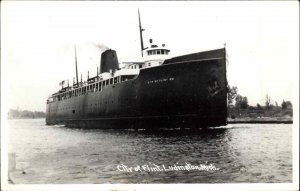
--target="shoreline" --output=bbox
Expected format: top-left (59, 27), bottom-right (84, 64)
top-left (7, 117), bottom-right (293, 124)
top-left (227, 117), bottom-right (293, 124)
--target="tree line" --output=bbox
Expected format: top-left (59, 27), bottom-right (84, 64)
top-left (227, 85), bottom-right (293, 118)
top-left (8, 109), bottom-right (46, 119)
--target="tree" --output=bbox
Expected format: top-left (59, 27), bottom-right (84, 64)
top-left (286, 101), bottom-right (292, 109)
top-left (257, 103), bottom-right (261, 109)
top-left (265, 94), bottom-right (271, 110)
top-left (235, 94), bottom-right (249, 109)
top-left (281, 100), bottom-right (287, 110)
top-left (228, 85), bottom-right (238, 107)
top-left (241, 96), bottom-right (249, 109)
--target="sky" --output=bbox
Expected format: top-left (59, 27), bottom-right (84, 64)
top-left (1, 1), bottom-right (299, 112)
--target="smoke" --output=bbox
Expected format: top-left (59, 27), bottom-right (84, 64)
top-left (93, 43), bottom-right (110, 53)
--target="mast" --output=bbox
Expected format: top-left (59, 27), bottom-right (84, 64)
top-left (74, 46), bottom-right (79, 85)
top-left (138, 9), bottom-right (145, 57)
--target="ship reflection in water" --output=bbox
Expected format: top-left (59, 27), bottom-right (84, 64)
top-left (8, 119), bottom-right (292, 184)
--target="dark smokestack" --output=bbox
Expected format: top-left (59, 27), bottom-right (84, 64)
top-left (100, 49), bottom-right (119, 73)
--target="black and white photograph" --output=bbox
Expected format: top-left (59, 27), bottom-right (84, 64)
top-left (1, 1), bottom-right (299, 191)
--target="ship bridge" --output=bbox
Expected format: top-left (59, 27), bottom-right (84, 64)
top-left (143, 39), bottom-right (170, 68)
top-left (122, 39), bottom-right (171, 70)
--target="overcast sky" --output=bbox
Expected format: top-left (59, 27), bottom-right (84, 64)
top-left (2, 1), bottom-right (299, 112)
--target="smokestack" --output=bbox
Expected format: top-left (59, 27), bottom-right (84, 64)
top-left (100, 49), bottom-right (119, 73)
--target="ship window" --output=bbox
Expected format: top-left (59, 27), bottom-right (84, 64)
top-left (110, 78), bottom-right (113, 84)
top-left (157, 50), bottom-right (161, 54)
top-left (106, 80), bottom-right (109, 86)
top-left (161, 50), bottom-right (164, 54)
top-left (148, 63), bottom-right (151, 67)
top-left (139, 65), bottom-right (142, 69)
top-left (153, 50), bottom-right (156, 55)
top-left (114, 77), bottom-right (117, 83)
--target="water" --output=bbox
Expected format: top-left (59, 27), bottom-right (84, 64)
top-left (7, 119), bottom-right (292, 183)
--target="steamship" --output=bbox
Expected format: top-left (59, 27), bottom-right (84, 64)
top-left (46, 11), bottom-right (227, 129)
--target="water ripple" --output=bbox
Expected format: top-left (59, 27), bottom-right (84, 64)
top-left (8, 119), bottom-right (292, 183)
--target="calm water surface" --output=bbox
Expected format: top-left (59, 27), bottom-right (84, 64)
top-left (8, 118), bottom-right (292, 183)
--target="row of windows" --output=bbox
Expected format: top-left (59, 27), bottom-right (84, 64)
top-left (48, 75), bottom-right (135, 103)
top-left (147, 49), bottom-right (169, 56)
top-left (130, 63), bottom-right (151, 69)
top-left (130, 65), bottom-right (143, 69)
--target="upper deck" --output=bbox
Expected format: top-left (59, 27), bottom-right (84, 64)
top-left (47, 71), bottom-right (138, 104)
